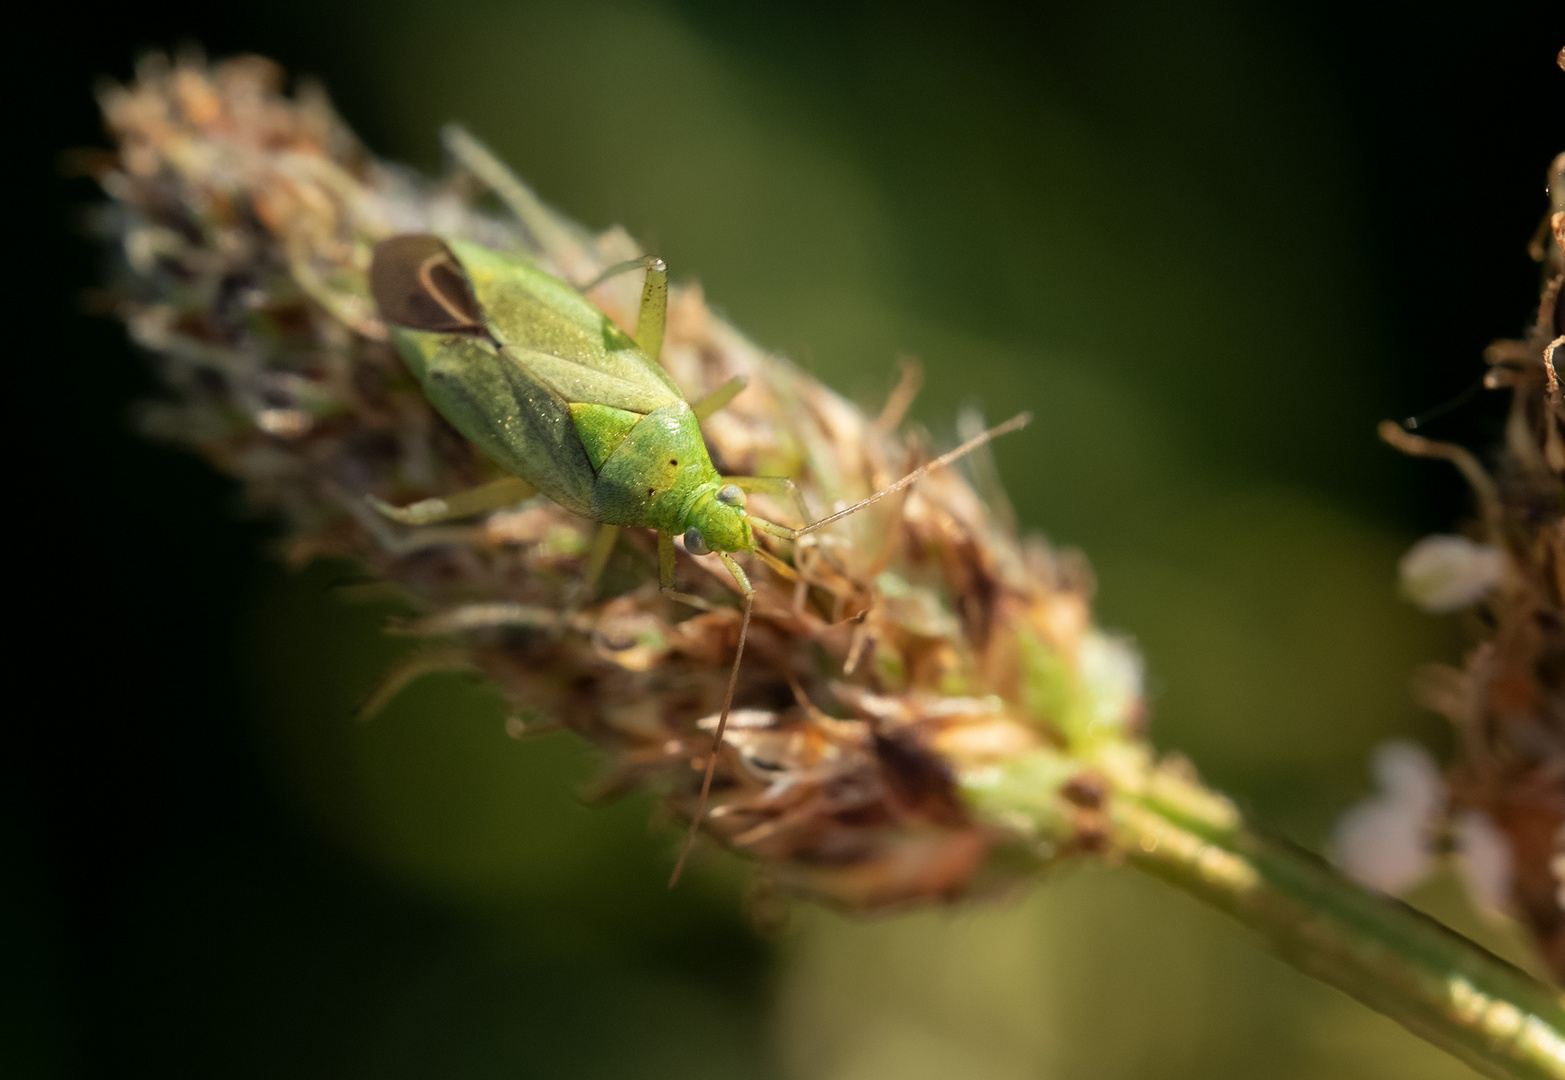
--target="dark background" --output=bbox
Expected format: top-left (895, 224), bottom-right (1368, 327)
top-left (8, 2), bottom-right (1563, 1077)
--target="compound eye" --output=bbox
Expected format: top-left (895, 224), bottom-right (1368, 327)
top-left (683, 527), bottom-right (711, 556)
top-left (716, 484), bottom-right (747, 507)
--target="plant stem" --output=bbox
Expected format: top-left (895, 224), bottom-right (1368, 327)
top-left (1112, 780), bottom-right (1565, 1080)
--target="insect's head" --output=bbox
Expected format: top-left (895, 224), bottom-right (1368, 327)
top-left (683, 483), bottom-right (752, 556)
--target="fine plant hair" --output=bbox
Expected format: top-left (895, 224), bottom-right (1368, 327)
top-left (90, 52), bottom-right (1565, 1080)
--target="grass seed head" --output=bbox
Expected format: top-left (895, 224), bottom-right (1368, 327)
top-left (97, 52), bottom-right (1147, 911)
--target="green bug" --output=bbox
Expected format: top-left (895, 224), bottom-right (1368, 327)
top-left (368, 233), bottom-right (798, 607)
top-left (366, 166), bottom-right (1028, 882)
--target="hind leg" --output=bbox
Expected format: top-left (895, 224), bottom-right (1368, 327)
top-left (564, 523), bottom-right (622, 611)
top-left (368, 476), bottom-right (535, 525)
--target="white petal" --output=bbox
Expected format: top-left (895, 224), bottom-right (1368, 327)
top-left (1333, 741), bottom-right (1444, 895)
top-left (1453, 810), bottom-right (1514, 923)
top-left (1078, 631), bottom-right (1143, 735)
top-left (1398, 535), bottom-right (1506, 613)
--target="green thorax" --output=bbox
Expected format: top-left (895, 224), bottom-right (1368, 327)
top-left (590, 401), bottom-right (722, 532)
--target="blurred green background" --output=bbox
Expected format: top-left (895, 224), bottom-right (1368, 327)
top-left (10, 1), bottom-right (1563, 1077)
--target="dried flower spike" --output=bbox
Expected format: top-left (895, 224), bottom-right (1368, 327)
top-left (94, 51), bottom-right (1098, 910)
top-left (93, 52), bottom-right (1565, 1079)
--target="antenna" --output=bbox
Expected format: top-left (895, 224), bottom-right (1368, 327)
top-left (792, 412), bottom-right (1032, 537)
top-left (668, 592), bottom-right (753, 887)
top-left (1402, 377), bottom-right (1485, 430)
top-left (666, 409), bottom-right (1031, 885)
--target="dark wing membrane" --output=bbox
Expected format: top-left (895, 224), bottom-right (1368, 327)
top-left (445, 239), bottom-right (684, 409)
top-left (370, 236), bottom-right (485, 332)
top-left (387, 327), bottom-right (596, 517)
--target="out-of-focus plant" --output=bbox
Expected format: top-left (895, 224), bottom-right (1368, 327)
top-left (1339, 148), bottom-right (1565, 979)
top-left (89, 53), bottom-right (1565, 1079)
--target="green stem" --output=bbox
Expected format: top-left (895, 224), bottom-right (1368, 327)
top-left (1113, 779), bottom-right (1565, 1080)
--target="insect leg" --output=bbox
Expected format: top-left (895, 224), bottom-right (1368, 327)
top-left (441, 125), bottom-right (597, 283)
top-left (579, 522), bottom-right (619, 597)
top-left (634, 258), bottom-right (667, 363)
top-left (669, 553), bottom-right (755, 887)
top-left (749, 517), bottom-right (798, 541)
top-left (556, 525), bottom-right (622, 628)
top-left (722, 475), bottom-right (812, 528)
top-left (355, 646), bottom-right (480, 721)
top-left (749, 545), bottom-right (799, 583)
top-left (718, 551), bottom-right (752, 595)
top-left (396, 602), bottom-right (562, 636)
top-left (657, 530), bottom-right (717, 611)
top-left (691, 376), bottom-right (749, 421)
top-left (367, 476), bottom-right (536, 525)
top-left (577, 254), bottom-right (668, 362)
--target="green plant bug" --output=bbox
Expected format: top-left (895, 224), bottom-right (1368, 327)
top-left (365, 153), bottom-right (1029, 884)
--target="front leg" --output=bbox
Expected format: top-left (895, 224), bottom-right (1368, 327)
top-left (717, 552), bottom-right (753, 597)
top-left (658, 530), bottom-right (716, 611)
top-left (368, 476), bottom-right (536, 525)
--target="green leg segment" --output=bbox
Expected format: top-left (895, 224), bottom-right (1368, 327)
top-left (717, 552), bottom-right (753, 597)
top-left (692, 376), bottom-right (749, 421)
top-left (367, 476), bottom-right (536, 525)
top-left (658, 530), bottom-right (717, 611)
top-left (562, 523), bottom-right (623, 613)
top-left (578, 254), bottom-right (668, 362)
top-left (635, 258), bottom-right (667, 362)
top-left (442, 125), bottom-right (599, 283)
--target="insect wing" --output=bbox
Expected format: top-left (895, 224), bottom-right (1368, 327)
top-left (370, 235), bottom-right (485, 332)
top-left (386, 326), bottom-right (597, 517)
top-left (444, 240), bottom-right (683, 412)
